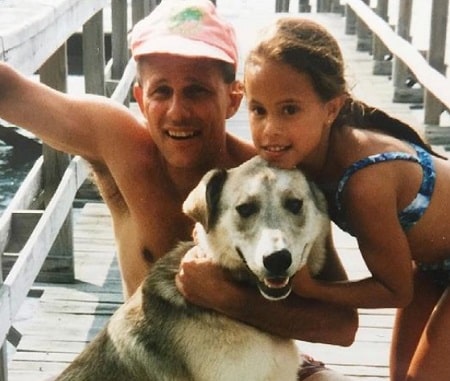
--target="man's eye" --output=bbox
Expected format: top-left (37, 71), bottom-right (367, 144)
top-left (236, 202), bottom-right (259, 218)
top-left (152, 86), bottom-right (172, 98)
top-left (185, 85), bottom-right (209, 98)
top-left (284, 198), bottom-right (303, 214)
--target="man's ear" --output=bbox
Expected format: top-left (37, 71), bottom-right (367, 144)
top-left (183, 169), bottom-right (227, 231)
top-left (133, 83), bottom-right (145, 114)
top-left (226, 80), bottom-right (244, 119)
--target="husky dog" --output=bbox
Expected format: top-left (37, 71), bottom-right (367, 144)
top-left (55, 156), bottom-right (331, 381)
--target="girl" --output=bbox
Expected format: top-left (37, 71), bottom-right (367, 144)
top-left (244, 17), bottom-right (450, 381)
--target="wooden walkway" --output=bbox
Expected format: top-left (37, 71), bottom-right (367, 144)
top-left (6, 7), bottom-right (445, 381)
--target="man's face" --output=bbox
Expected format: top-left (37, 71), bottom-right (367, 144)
top-left (134, 54), bottom-right (240, 170)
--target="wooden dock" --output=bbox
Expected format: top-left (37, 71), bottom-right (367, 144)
top-left (3, 3), bottom-right (450, 381)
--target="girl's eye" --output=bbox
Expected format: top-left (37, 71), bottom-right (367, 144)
top-left (282, 104), bottom-right (300, 115)
top-left (249, 105), bottom-right (266, 117)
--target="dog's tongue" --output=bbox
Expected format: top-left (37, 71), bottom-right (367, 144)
top-left (264, 277), bottom-right (289, 288)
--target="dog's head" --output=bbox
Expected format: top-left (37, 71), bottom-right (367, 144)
top-left (183, 156), bottom-right (330, 301)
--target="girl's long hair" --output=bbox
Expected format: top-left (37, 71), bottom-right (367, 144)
top-left (245, 17), bottom-right (442, 157)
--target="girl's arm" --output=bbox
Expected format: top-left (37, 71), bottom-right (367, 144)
top-left (176, 234), bottom-right (358, 346)
top-left (293, 166), bottom-right (414, 308)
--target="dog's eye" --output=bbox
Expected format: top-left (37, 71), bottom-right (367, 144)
top-left (284, 198), bottom-right (303, 214)
top-left (236, 202), bottom-right (259, 218)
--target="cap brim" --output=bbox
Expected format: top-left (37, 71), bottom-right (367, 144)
top-left (132, 35), bottom-right (235, 66)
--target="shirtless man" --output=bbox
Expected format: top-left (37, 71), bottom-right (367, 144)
top-left (0, 1), bottom-right (356, 377)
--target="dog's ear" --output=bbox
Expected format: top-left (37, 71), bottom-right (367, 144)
top-left (183, 169), bottom-right (227, 231)
top-left (307, 181), bottom-right (328, 214)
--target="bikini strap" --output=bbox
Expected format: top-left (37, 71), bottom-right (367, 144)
top-left (335, 151), bottom-right (420, 215)
top-left (399, 144), bottom-right (436, 230)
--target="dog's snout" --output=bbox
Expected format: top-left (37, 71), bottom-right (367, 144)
top-left (263, 249), bottom-right (292, 274)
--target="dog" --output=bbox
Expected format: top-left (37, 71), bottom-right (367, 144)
top-left (55, 156), bottom-right (332, 381)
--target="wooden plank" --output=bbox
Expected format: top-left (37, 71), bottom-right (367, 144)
top-left (0, 0), bottom-right (109, 74)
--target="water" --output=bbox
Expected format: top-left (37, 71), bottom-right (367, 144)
top-left (0, 133), bottom-right (41, 215)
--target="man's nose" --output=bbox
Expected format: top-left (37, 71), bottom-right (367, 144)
top-left (167, 94), bottom-right (190, 119)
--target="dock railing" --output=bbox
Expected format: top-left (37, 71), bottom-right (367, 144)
top-left (0, 0), bottom-right (449, 380)
top-left (0, 1), bottom-right (153, 379)
top-left (343, 0), bottom-right (450, 143)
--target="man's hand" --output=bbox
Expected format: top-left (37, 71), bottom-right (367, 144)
top-left (176, 246), bottom-right (238, 311)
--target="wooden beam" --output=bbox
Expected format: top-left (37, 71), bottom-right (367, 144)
top-left (0, 0), bottom-right (109, 75)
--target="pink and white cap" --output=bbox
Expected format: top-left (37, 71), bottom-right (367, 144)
top-left (130, 0), bottom-right (238, 69)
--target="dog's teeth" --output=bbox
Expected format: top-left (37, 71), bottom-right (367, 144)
top-left (264, 277), bottom-right (289, 289)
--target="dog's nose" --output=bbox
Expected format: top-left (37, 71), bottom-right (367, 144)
top-left (263, 249), bottom-right (292, 274)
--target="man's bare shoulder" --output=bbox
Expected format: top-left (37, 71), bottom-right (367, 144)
top-left (226, 133), bottom-right (256, 166)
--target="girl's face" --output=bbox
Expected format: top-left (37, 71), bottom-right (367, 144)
top-left (245, 58), bottom-right (340, 173)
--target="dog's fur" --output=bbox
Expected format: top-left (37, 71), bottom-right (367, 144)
top-left (55, 156), bottom-right (332, 381)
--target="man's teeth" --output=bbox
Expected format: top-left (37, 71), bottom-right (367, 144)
top-left (167, 130), bottom-right (197, 138)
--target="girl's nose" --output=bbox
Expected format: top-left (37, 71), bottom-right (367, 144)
top-left (263, 117), bottom-right (282, 137)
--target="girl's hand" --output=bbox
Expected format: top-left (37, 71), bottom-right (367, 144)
top-left (291, 266), bottom-right (320, 298)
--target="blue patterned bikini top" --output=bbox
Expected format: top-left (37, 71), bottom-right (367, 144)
top-left (334, 143), bottom-right (436, 235)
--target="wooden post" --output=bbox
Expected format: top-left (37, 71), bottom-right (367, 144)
top-left (345, 4), bottom-right (357, 35)
top-left (372, 0), bottom-right (392, 75)
top-left (392, 0), bottom-right (423, 103)
top-left (111, 0), bottom-right (129, 80)
top-left (83, 11), bottom-right (105, 96)
top-left (0, 343), bottom-right (6, 381)
top-left (355, 0), bottom-right (372, 51)
top-left (317, 0), bottom-right (332, 12)
top-left (424, 0), bottom-right (448, 125)
top-left (39, 44), bottom-right (75, 283)
top-left (132, 0), bottom-right (152, 26)
top-left (77, 11), bottom-right (106, 203)
top-left (331, 0), bottom-right (344, 14)
top-left (275, 0), bottom-right (290, 12)
top-left (298, 0), bottom-right (311, 12)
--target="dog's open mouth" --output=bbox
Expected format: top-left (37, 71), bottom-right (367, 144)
top-left (235, 247), bottom-right (293, 301)
top-left (258, 277), bottom-right (292, 301)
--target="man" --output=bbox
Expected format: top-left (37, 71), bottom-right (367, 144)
top-left (0, 0), bottom-right (357, 378)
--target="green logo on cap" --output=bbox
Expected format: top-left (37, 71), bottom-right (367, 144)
top-left (170, 7), bottom-right (204, 35)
